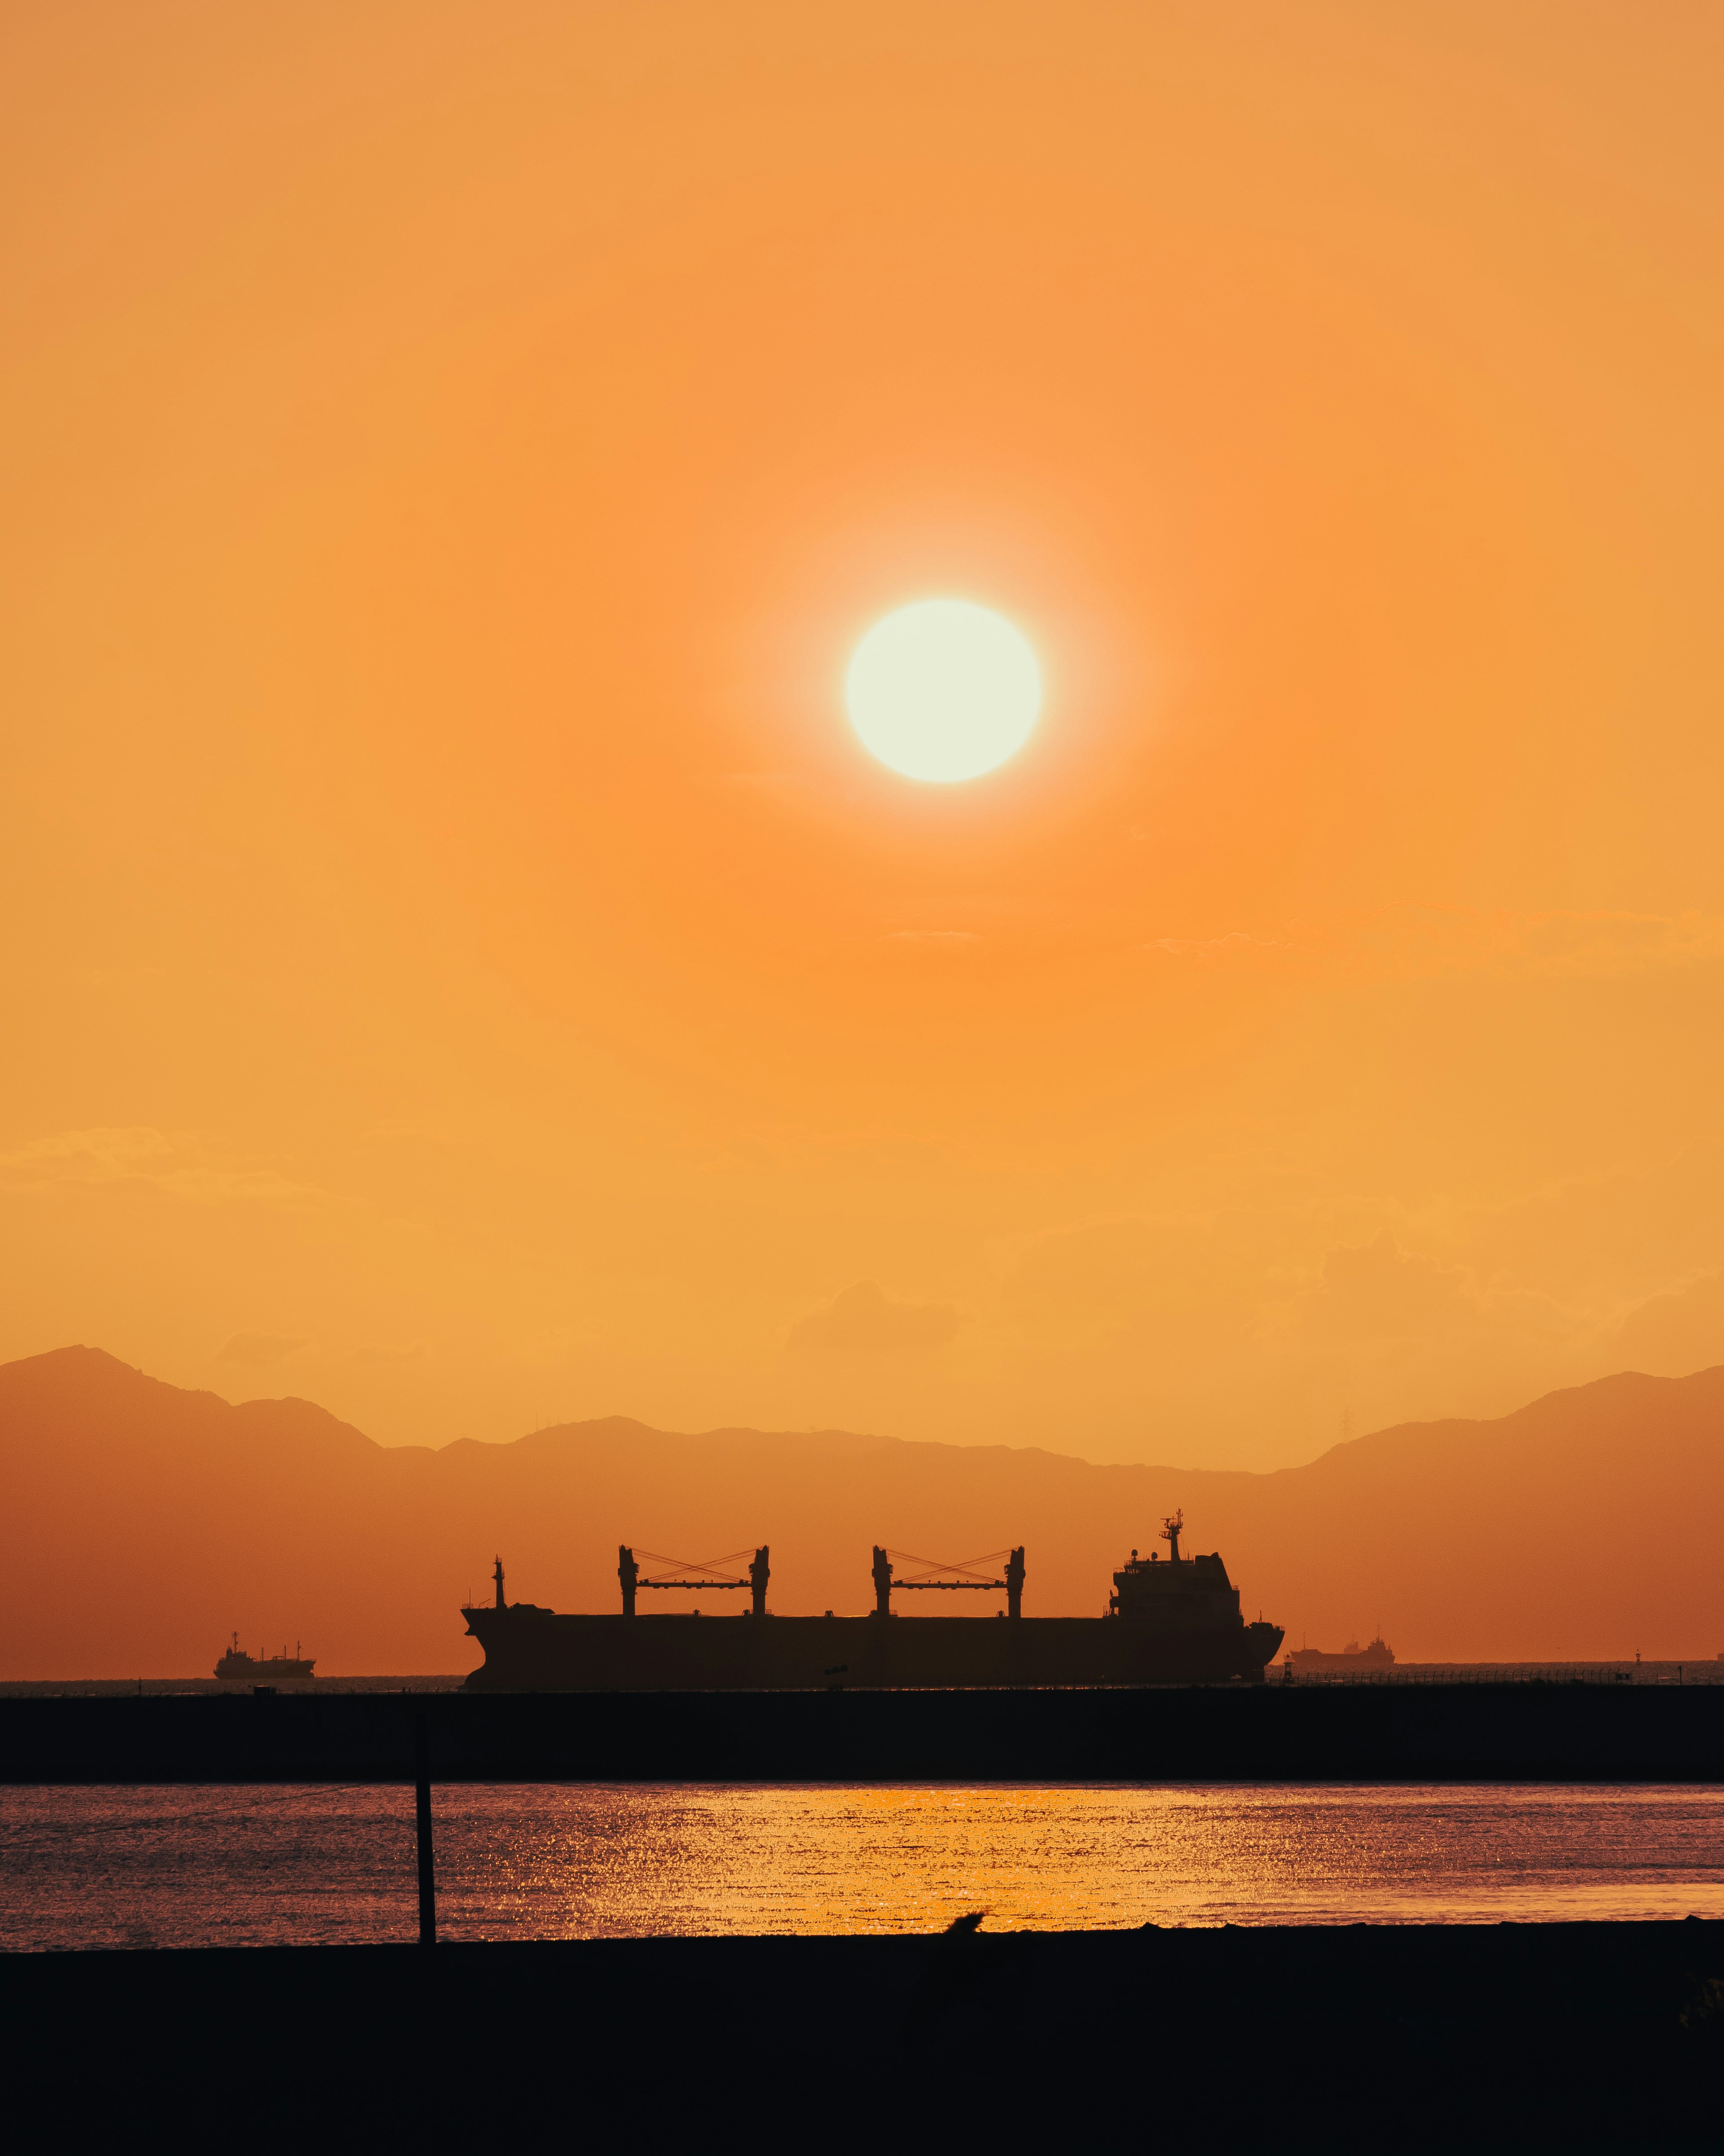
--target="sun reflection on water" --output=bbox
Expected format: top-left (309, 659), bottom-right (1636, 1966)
top-left (5, 1783), bottom-right (1724, 1949)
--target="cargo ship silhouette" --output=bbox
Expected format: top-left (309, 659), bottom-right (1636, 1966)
top-left (462, 1510), bottom-right (1284, 1690)
top-left (214, 1633), bottom-right (316, 1681)
top-left (1288, 1634), bottom-right (1396, 1674)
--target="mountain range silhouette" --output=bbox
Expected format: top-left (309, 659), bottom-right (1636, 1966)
top-left (4, 1345), bottom-right (1720, 1675)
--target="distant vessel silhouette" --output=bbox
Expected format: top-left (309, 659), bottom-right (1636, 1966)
top-left (463, 1511), bottom-right (1284, 1691)
top-left (1288, 1635), bottom-right (1395, 1674)
top-left (214, 1633), bottom-right (315, 1681)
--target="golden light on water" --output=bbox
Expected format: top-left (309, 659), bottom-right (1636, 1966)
top-left (11, 1784), bottom-right (1721, 1946)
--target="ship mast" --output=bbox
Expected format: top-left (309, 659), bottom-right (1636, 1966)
top-left (1161, 1510), bottom-right (1184, 1564)
top-left (493, 1556), bottom-right (506, 1610)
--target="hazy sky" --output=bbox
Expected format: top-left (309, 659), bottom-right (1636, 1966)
top-left (3, 2), bottom-right (1721, 1466)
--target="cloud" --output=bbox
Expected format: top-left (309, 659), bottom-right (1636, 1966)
top-left (788, 1280), bottom-right (962, 1354)
top-left (885, 930), bottom-right (983, 947)
top-left (0, 1128), bottom-right (178, 1183)
top-left (1147, 908), bottom-right (1724, 985)
top-left (1613, 1270), bottom-right (1724, 1377)
top-left (995, 1217), bottom-right (1242, 1347)
top-left (1351, 908), bottom-right (1724, 983)
top-left (1148, 932), bottom-right (1293, 958)
top-left (215, 1332), bottom-right (310, 1365)
top-left (0, 1127), bottom-right (317, 1208)
top-left (1502, 911), bottom-right (1724, 979)
top-left (1276, 1231), bottom-right (1576, 1352)
top-left (1295, 1232), bottom-right (1479, 1342)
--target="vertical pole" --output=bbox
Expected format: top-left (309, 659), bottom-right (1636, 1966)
top-left (414, 1714), bottom-right (436, 1949)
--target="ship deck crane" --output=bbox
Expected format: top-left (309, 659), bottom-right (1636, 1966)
top-left (872, 1546), bottom-right (1025, 1619)
top-left (618, 1546), bottom-right (770, 1617)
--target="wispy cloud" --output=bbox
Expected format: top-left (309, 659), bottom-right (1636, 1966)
top-left (0, 1127), bottom-right (321, 1208)
top-left (1481, 910), bottom-right (1724, 979)
top-left (0, 1128), bottom-right (176, 1181)
top-left (1344, 908), bottom-right (1724, 982)
top-left (1148, 931), bottom-right (1294, 958)
top-left (788, 1280), bottom-right (962, 1354)
top-left (215, 1332), bottom-right (309, 1365)
top-left (1143, 910), bottom-right (1724, 980)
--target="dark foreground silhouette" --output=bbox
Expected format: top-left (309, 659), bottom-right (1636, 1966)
top-left (7, 1921), bottom-right (1722, 2146)
top-left (7, 1682), bottom-right (1724, 1781)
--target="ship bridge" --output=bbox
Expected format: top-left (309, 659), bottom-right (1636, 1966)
top-left (1109, 1512), bottom-right (1243, 1629)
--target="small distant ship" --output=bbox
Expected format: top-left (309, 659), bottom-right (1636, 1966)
top-left (1287, 1635), bottom-right (1395, 1674)
top-left (214, 1633), bottom-right (316, 1681)
top-left (463, 1510), bottom-right (1284, 1692)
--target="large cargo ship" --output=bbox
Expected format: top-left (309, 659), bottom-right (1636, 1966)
top-left (462, 1511), bottom-right (1283, 1691)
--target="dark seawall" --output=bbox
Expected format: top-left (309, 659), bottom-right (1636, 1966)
top-left (5, 1681), bottom-right (1724, 1781)
top-left (9, 1923), bottom-right (1724, 2144)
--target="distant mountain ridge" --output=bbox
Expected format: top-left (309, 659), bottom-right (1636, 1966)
top-left (2, 1345), bottom-right (1721, 1675)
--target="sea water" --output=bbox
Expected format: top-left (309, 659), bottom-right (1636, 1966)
top-left (2, 1783), bottom-right (1721, 1949)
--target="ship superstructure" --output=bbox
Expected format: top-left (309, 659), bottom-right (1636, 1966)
top-left (1108, 1508), bottom-right (1254, 1634)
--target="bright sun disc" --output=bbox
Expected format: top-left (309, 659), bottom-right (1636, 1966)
top-left (845, 600), bottom-right (1042, 782)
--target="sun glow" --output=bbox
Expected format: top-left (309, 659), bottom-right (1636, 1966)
top-left (844, 600), bottom-right (1042, 782)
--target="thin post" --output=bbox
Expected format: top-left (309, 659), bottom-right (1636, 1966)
top-left (414, 1714), bottom-right (436, 1948)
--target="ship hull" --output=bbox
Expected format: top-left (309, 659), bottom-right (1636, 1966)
top-left (462, 1611), bottom-right (1284, 1693)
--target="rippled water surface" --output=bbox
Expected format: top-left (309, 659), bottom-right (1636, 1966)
top-left (4, 1784), bottom-right (1722, 1948)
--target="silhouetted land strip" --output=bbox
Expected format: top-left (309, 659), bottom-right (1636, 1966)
top-left (5, 1681), bottom-right (1723, 1782)
top-left (3, 1661), bottom-right (1714, 1698)
top-left (0, 1674), bottom-right (470, 1697)
top-left (8, 1922), bottom-right (1724, 2143)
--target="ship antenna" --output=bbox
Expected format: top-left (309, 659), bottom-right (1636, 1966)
top-left (1160, 1510), bottom-right (1184, 1564)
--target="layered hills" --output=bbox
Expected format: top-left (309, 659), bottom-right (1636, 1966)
top-left (3, 1345), bottom-right (1721, 1676)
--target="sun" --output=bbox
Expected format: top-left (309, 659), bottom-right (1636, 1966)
top-left (844, 600), bottom-right (1042, 782)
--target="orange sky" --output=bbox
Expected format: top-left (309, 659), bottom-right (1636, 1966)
top-left (2, 2), bottom-right (1721, 1468)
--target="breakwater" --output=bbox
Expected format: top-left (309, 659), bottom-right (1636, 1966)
top-left (5, 1680), bottom-right (1724, 1782)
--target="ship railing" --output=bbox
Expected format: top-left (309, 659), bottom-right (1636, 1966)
top-left (895, 1579), bottom-right (1007, 1592)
